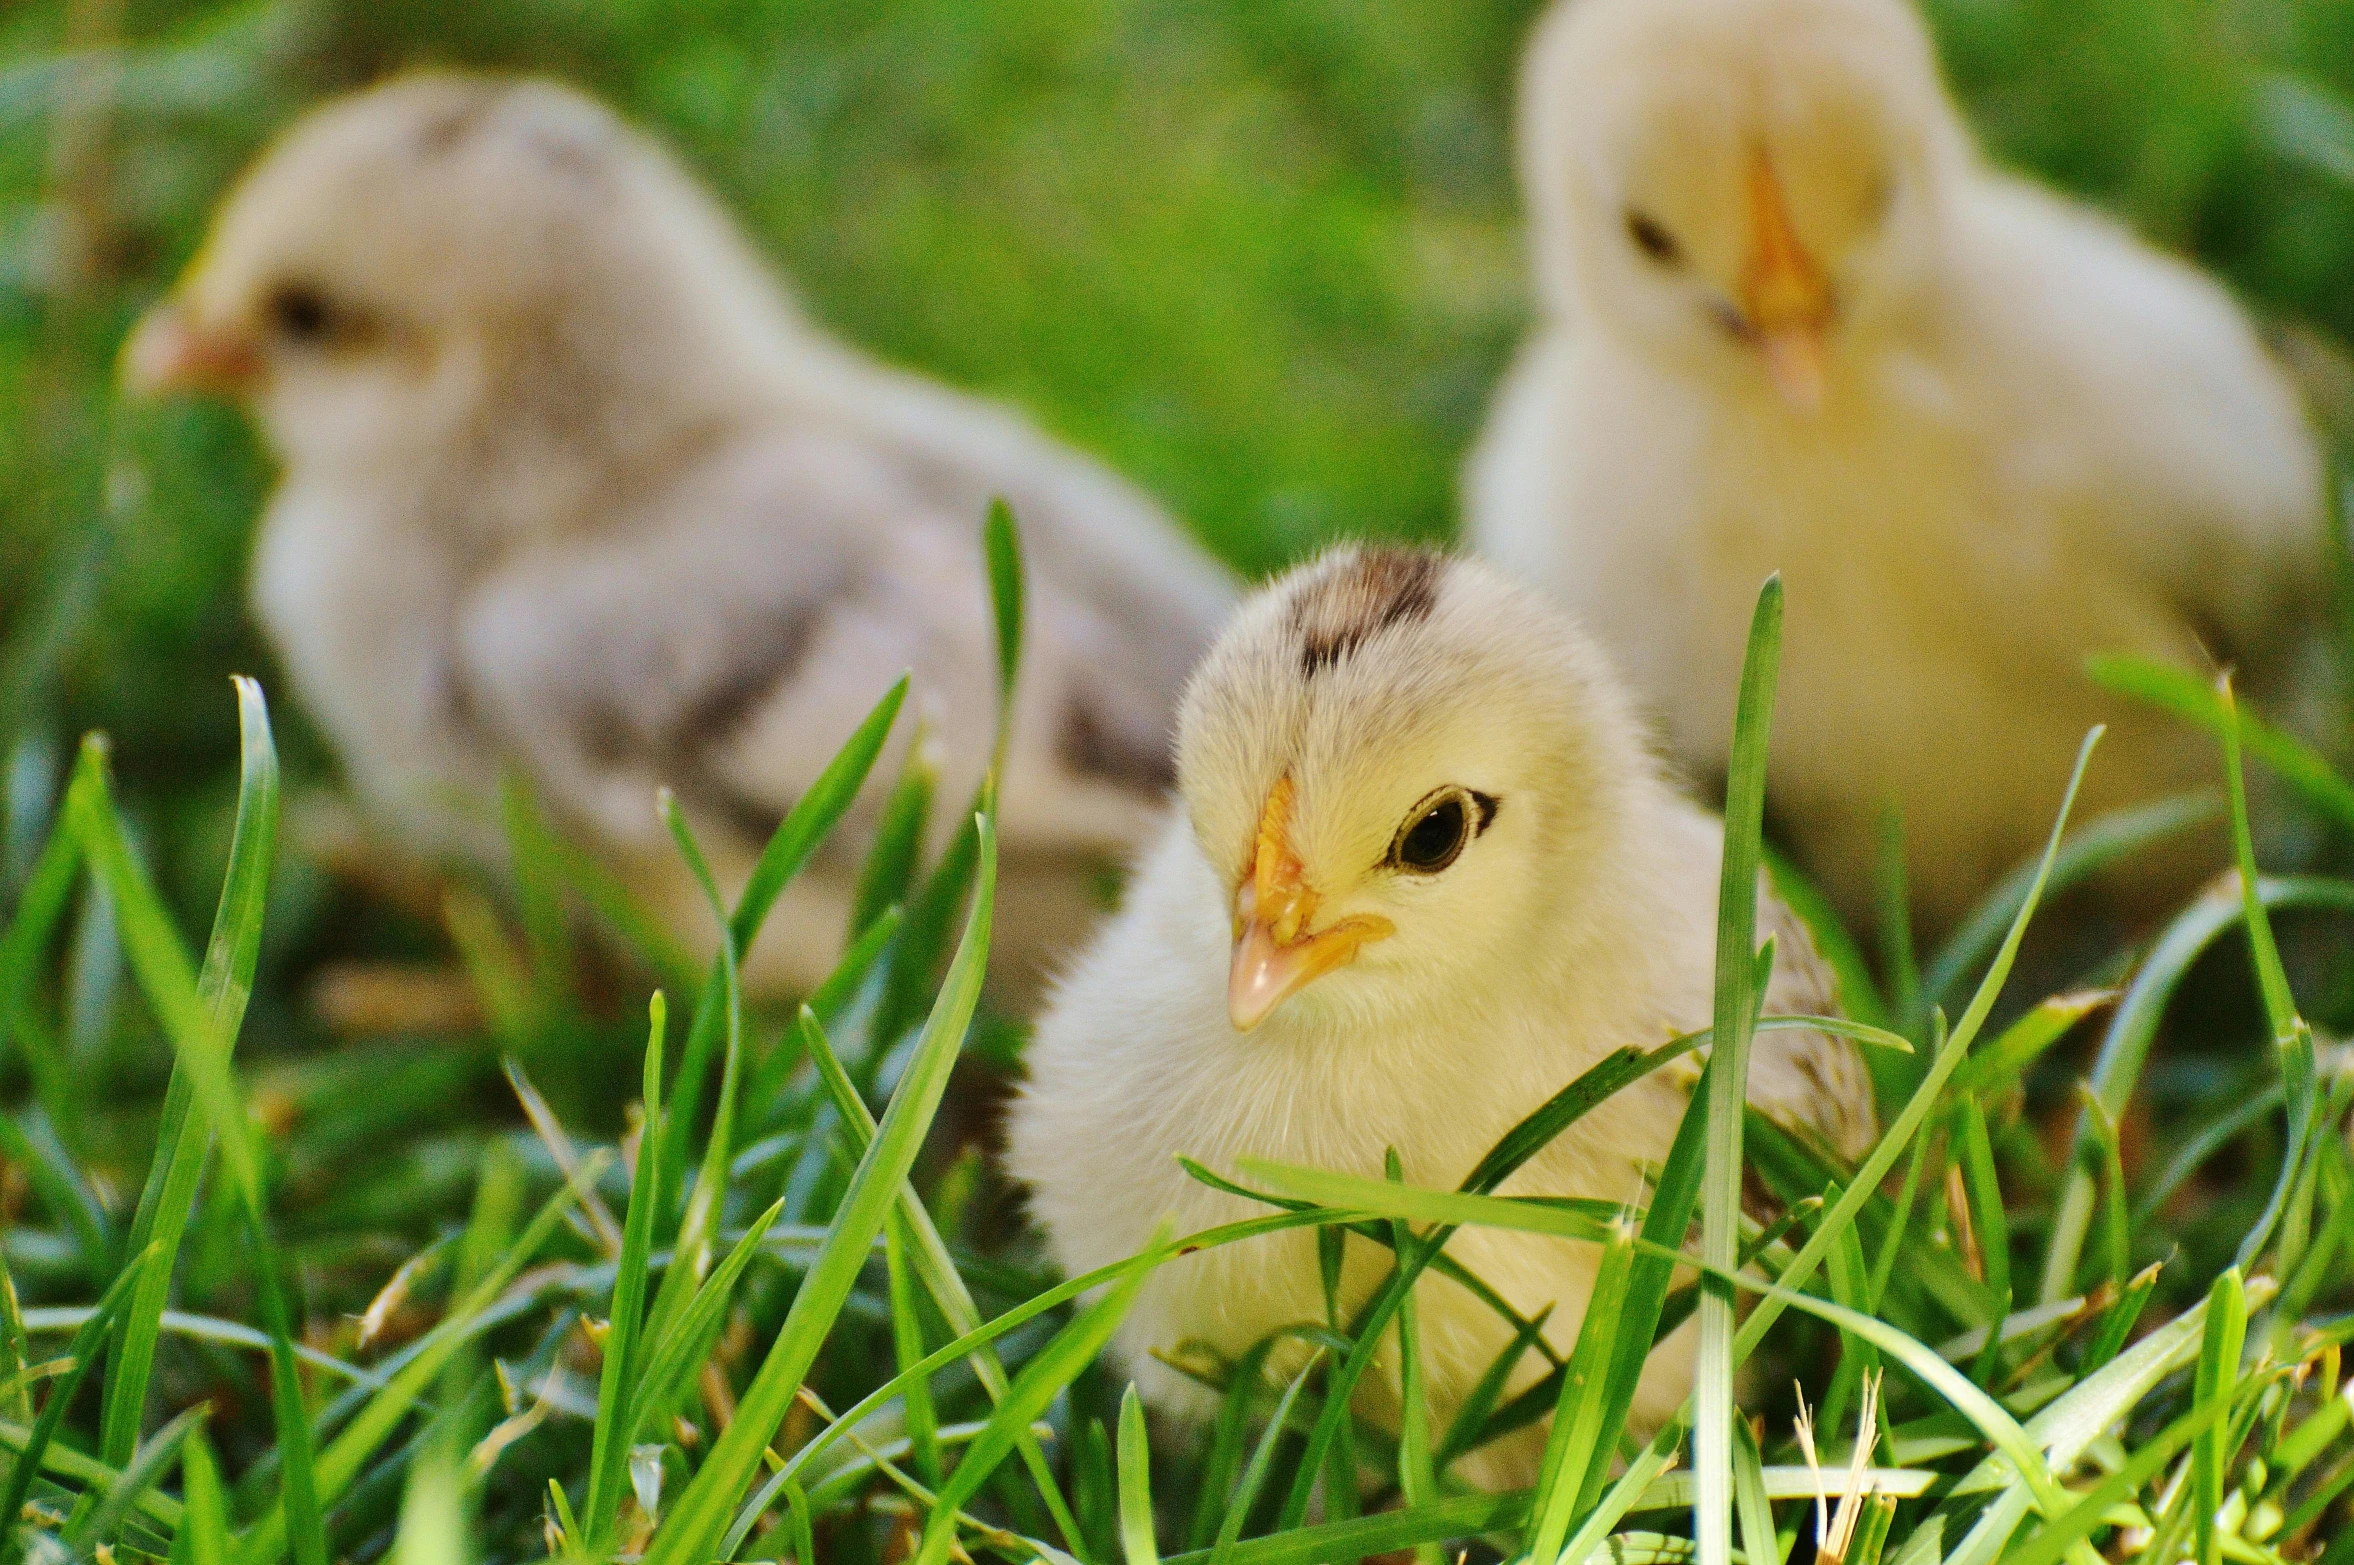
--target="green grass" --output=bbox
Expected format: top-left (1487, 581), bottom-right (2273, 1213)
top-left (7, 0), bottom-right (2354, 1561)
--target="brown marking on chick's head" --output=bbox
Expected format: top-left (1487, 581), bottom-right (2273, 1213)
top-left (1288, 546), bottom-right (1443, 678)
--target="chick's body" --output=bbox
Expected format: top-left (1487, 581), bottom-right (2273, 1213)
top-left (1009, 548), bottom-right (1874, 1488)
top-left (1469, 0), bottom-right (2321, 931)
top-left (133, 76), bottom-right (1235, 988)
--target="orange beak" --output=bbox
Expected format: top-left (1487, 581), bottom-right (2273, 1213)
top-left (1228, 777), bottom-right (1394, 1032)
top-left (119, 301), bottom-right (262, 399)
top-left (1740, 150), bottom-right (1834, 411)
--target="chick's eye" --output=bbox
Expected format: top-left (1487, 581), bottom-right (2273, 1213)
top-left (1625, 210), bottom-right (1683, 267)
top-left (267, 285), bottom-right (333, 342)
top-left (1391, 789), bottom-right (1485, 875)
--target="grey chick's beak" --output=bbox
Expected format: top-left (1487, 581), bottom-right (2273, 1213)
top-left (120, 301), bottom-right (262, 398)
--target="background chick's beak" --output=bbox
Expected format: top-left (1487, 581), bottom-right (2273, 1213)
top-left (1227, 779), bottom-right (1394, 1032)
top-left (120, 302), bottom-right (261, 398)
top-left (1741, 151), bottom-right (1833, 411)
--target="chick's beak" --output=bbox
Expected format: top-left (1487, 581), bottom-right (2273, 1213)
top-left (1740, 150), bottom-right (1833, 411)
top-left (1228, 777), bottom-right (1395, 1033)
top-left (120, 301), bottom-right (261, 399)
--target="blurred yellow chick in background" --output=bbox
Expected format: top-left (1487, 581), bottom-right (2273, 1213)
top-left (1009, 546), bottom-right (1874, 1487)
top-left (123, 73), bottom-right (1236, 993)
top-left (1468, 0), bottom-right (2324, 935)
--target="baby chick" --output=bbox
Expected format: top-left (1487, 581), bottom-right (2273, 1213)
top-left (122, 74), bottom-right (1235, 990)
top-left (1007, 546), bottom-right (1874, 1488)
top-left (1468, 0), bottom-right (2322, 933)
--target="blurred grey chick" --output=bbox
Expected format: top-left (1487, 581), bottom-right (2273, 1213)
top-left (123, 73), bottom-right (1237, 992)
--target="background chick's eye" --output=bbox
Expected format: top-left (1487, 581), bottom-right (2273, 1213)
top-left (268, 285), bottom-right (333, 342)
top-left (1625, 210), bottom-right (1682, 266)
top-left (1394, 795), bottom-right (1471, 874)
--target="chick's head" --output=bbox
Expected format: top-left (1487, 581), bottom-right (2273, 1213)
top-left (1523, 0), bottom-right (1968, 409)
top-left (122, 73), bottom-right (788, 482)
top-left (1177, 547), bottom-right (1651, 1036)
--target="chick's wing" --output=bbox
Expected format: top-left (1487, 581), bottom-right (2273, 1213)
top-left (451, 428), bottom-right (995, 851)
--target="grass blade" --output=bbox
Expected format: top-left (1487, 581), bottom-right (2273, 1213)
top-left (643, 811), bottom-right (996, 1565)
top-left (1923, 789), bottom-right (2221, 1011)
top-left (1526, 1210), bottom-right (1638, 1562)
top-left (983, 499), bottom-right (1025, 764)
top-left (1118, 1384), bottom-right (1158, 1565)
top-left (2192, 1268), bottom-right (2248, 1565)
top-left (0, 1242), bottom-right (150, 1563)
top-left (2088, 653), bottom-right (2354, 832)
top-left (103, 675), bottom-right (276, 1470)
top-left (2039, 875), bottom-right (2354, 1301)
top-left (910, 1219), bottom-right (1167, 1565)
top-left (629, 1195), bottom-right (785, 1448)
top-left (181, 1429), bottom-right (232, 1565)
top-left (236, 1158), bottom-right (600, 1565)
top-left (584, 993), bottom-right (668, 1547)
top-left (63, 726), bottom-right (327, 1565)
top-left (1209, 1349), bottom-right (1321, 1565)
top-left (1698, 574), bottom-right (1783, 1565)
top-left (794, 1004), bottom-right (1085, 1548)
top-left (663, 674), bottom-right (909, 1214)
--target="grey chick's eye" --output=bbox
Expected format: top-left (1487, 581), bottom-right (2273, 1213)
top-left (267, 284), bottom-right (335, 343)
top-left (1625, 210), bottom-right (1683, 267)
top-left (1389, 787), bottom-right (1498, 875)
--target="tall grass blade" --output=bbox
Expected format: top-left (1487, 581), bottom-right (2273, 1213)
top-left (1118, 1385), bottom-right (1158, 1565)
top-left (663, 674), bottom-right (909, 1211)
top-left (103, 676), bottom-right (276, 1469)
top-left (0, 1243), bottom-right (150, 1563)
top-left (983, 499), bottom-right (1025, 763)
top-left (793, 1004), bottom-right (1085, 1548)
top-left (2192, 1268), bottom-right (2248, 1565)
top-left (1209, 1349), bottom-right (1322, 1565)
top-left (1697, 575), bottom-right (1783, 1565)
top-left (643, 812), bottom-right (996, 1565)
top-left (2040, 875), bottom-right (2354, 1301)
top-left (182, 1428), bottom-right (232, 1565)
top-left (62, 725), bottom-right (327, 1565)
top-left (2089, 654), bottom-right (2354, 831)
top-left (2215, 675), bottom-right (2320, 1274)
top-left (1526, 1211), bottom-right (1638, 1562)
top-left (648, 797), bottom-right (745, 1364)
top-left (583, 994), bottom-right (668, 1547)
top-left (909, 1219), bottom-right (1166, 1565)
top-left (63, 1401), bottom-right (202, 1557)
top-left (1923, 789), bottom-right (2221, 1010)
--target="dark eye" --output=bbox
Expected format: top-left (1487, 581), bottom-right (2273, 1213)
top-left (1625, 210), bottom-right (1683, 266)
top-left (1389, 787), bottom-right (1496, 875)
top-left (267, 284), bottom-right (333, 342)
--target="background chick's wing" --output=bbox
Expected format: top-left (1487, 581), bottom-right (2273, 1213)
top-left (452, 424), bottom-right (1177, 878)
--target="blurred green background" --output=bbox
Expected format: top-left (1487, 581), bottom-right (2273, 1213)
top-left (7, 0), bottom-right (2354, 845)
top-left (3, 0), bottom-right (2354, 1196)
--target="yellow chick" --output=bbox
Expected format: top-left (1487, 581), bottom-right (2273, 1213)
top-left (1468, 0), bottom-right (2323, 933)
top-left (1007, 546), bottom-right (1875, 1487)
top-left (123, 74), bottom-right (1236, 991)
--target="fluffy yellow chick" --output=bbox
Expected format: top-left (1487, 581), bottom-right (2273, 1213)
top-left (1007, 546), bottom-right (1875, 1488)
top-left (1468, 0), bottom-right (2323, 932)
top-left (123, 74), bottom-right (1236, 991)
